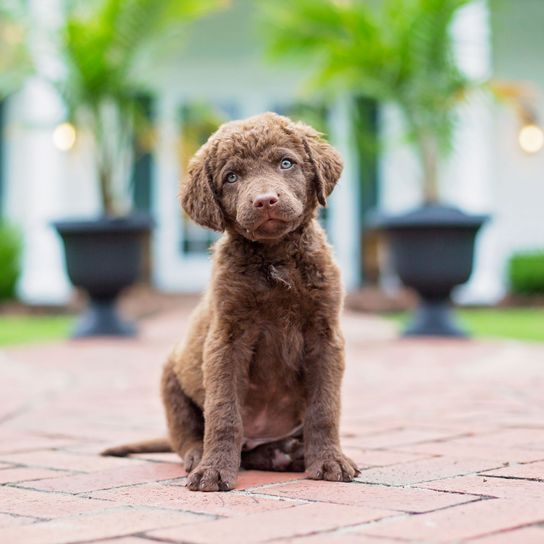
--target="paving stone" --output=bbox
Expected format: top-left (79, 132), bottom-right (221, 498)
top-left (343, 448), bottom-right (432, 468)
top-left (0, 486), bottom-right (113, 518)
top-left (96, 539), bottom-right (160, 544)
top-left (0, 506), bottom-right (201, 544)
top-left (482, 460), bottom-right (544, 481)
top-left (148, 502), bottom-right (396, 544)
top-left (0, 450), bottom-right (149, 472)
top-left (418, 474), bottom-right (544, 498)
top-left (349, 428), bottom-right (466, 449)
top-left (0, 432), bottom-right (84, 454)
top-left (90, 482), bottom-right (304, 516)
top-left (471, 428), bottom-right (544, 450)
top-left (131, 452), bottom-right (181, 464)
top-left (362, 498), bottom-right (544, 542)
top-left (256, 479), bottom-right (480, 513)
top-left (0, 467), bottom-right (68, 484)
top-left (472, 526), bottom-right (544, 543)
top-left (19, 462), bottom-right (187, 493)
top-left (356, 457), bottom-right (504, 486)
top-left (0, 512), bottom-right (40, 528)
top-left (166, 469), bottom-right (304, 491)
top-left (285, 532), bottom-right (401, 543)
top-left (396, 436), bottom-right (544, 463)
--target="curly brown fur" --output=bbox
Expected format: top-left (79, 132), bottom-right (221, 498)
top-left (102, 112), bottom-right (359, 491)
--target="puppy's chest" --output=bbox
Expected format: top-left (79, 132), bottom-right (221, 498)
top-left (242, 326), bottom-right (306, 445)
top-left (252, 258), bottom-right (326, 308)
top-left (248, 260), bottom-right (324, 366)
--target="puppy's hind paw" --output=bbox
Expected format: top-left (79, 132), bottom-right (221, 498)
top-left (186, 465), bottom-right (236, 492)
top-left (306, 453), bottom-right (360, 482)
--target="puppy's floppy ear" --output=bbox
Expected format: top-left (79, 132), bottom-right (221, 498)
top-left (180, 144), bottom-right (225, 231)
top-left (296, 122), bottom-right (343, 206)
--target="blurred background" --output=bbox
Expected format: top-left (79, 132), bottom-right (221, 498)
top-left (1, 0), bottom-right (543, 345)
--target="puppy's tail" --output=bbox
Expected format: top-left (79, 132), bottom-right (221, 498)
top-left (101, 437), bottom-right (172, 457)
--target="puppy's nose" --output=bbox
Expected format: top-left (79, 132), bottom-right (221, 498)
top-left (253, 192), bottom-right (279, 209)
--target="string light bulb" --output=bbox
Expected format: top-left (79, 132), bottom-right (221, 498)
top-left (518, 123), bottom-right (544, 155)
top-left (52, 123), bottom-right (77, 151)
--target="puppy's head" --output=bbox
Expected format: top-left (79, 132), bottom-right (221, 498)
top-left (180, 112), bottom-right (343, 242)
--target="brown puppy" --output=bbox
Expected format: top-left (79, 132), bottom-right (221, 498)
top-left (102, 112), bottom-right (359, 491)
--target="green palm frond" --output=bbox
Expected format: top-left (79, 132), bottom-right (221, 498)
top-left (54, 0), bottom-right (225, 214)
top-left (261, 0), bottom-right (482, 201)
top-left (0, 0), bottom-right (33, 98)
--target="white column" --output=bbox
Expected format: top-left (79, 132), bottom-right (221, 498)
top-left (450, 0), bottom-right (502, 303)
top-left (328, 97), bottom-right (361, 291)
top-left (4, 82), bottom-right (73, 304)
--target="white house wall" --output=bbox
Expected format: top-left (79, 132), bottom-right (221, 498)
top-left (488, 0), bottom-right (544, 295)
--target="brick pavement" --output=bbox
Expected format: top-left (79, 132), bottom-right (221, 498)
top-left (0, 306), bottom-right (543, 543)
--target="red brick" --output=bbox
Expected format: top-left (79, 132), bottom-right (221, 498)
top-left (344, 448), bottom-right (431, 468)
top-left (482, 460), bottom-right (544, 481)
top-left (356, 457), bottom-right (503, 485)
top-left (19, 462), bottom-right (186, 493)
top-left (90, 483), bottom-right (303, 516)
top-left (257, 479), bottom-right (479, 513)
top-left (396, 436), bottom-right (544, 463)
top-left (474, 526), bottom-right (544, 543)
top-left (96, 539), bottom-right (165, 544)
top-left (149, 502), bottom-right (395, 544)
top-left (0, 432), bottom-right (82, 454)
top-left (0, 506), bottom-right (201, 544)
top-left (285, 532), bottom-right (398, 544)
top-left (234, 469), bottom-right (304, 490)
top-left (363, 498), bottom-right (544, 542)
top-left (132, 452), bottom-right (181, 464)
top-left (167, 469), bottom-right (303, 490)
top-left (0, 513), bottom-right (39, 528)
top-left (473, 428), bottom-right (544, 450)
top-left (419, 474), bottom-right (544, 499)
top-left (0, 467), bottom-right (68, 484)
top-left (348, 428), bottom-right (465, 449)
top-left (0, 486), bottom-right (113, 518)
top-left (0, 450), bottom-right (149, 472)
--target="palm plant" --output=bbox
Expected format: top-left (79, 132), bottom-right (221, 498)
top-left (262, 0), bottom-right (479, 203)
top-left (56, 0), bottom-right (225, 216)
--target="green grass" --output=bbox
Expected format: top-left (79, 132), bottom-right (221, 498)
top-left (389, 308), bottom-right (544, 343)
top-left (0, 315), bottom-right (74, 347)
top-left (1, 309), bottom-right (543, 347)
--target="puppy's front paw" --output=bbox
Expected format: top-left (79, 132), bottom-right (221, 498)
top-left (306, 453), bottom-right (360, 482)
top-left (183, 445), bottom-right (203, 473)
top-left (186, 465), bottom-right (237, 492)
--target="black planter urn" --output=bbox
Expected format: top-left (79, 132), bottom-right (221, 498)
top-left (370, 205), bottom-right (488, 337)
top-left (54, 215), bottom-right (153, 338)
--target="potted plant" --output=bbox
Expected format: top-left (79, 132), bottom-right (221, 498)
top-left (50, 0), bottom-right (222, 337)
top-left (263, 0), bottom-right (489, 336)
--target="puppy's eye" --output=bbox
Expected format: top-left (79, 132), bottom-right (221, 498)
top-left (225, 172), bottom-right (238, 184)
top-left (280, 158), bottom-right (294, 170)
